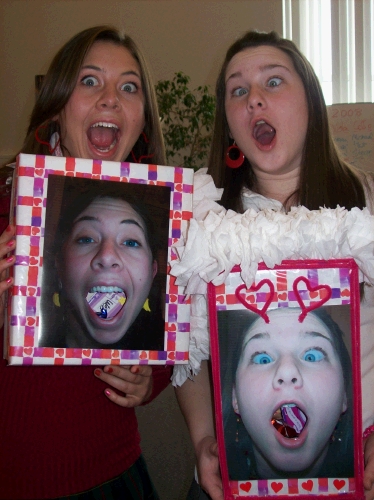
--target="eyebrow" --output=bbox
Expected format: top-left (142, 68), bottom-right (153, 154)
top-left (303, 330), bottom-right (333, 345)
top-left (80, 65), bottom-right (141, 79)
top-left (242, 329), bottom-right (333, 350)
top-left (73, 215), bottom-right (144, 231)
top-left (226, 63), bottom-right (291, 84)
top-left (242, 331), bottom-right (269, 349)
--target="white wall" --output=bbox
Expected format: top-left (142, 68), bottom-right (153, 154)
top-left (0, 0), bottom-right (282, 160)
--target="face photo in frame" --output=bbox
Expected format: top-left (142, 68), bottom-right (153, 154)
top-left (6, 153), bottom-right (193, 365)
top-left (40, 174), bottom-right (170, 351)
top-left (208, 260), bottom-right (363, 499)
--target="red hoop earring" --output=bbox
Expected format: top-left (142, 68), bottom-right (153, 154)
top-left (226, 142), bottom-right (245, 169)
top-left (130, 131), bottom-right (155, 163)
top-left (35, 123), bottom-right (60, 155)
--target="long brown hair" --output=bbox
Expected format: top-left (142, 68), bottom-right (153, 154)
top-left (9, 25), bottom-right (165, 165)
top-left (208, 30), bottom-right (365, 213)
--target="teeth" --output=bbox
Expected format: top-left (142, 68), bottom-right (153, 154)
top-left (255, 120), bottom-right (266, 125)
top-left (90, 286), bottom-right (124, 293)
top-left (96, 143), bottom-right (116, 152)
top-left (91, 122), bottom-right (118, 129)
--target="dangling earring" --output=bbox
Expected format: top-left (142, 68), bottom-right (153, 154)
top-left (130, 132), bottom-right (155, 163)
top-left (35, 123), bottom-right (61, 155)
top-left (53, 292), bottom-right (60, 307)
top-left (142, 298), bottom-right (151, 312)
top-left (226, 141), bottom-right (245, 169)
top-left (236, 414), bottom-right (241, 443)
top-left (53, 280), bottom-right (62, 307)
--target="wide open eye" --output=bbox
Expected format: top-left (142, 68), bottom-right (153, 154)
top-left (252, 352), bottom-right (274, 364)
top-left (76, 236), bottom-right (95, 244)
top-left (121, 82), bottom-right (138, 93)
top-left (123, 239), bottom-right (140, 248)
top-left (268, 77), bottom-right (282, 87)
top-left (232, 87), bottom-right (248, 97)
top-left (81, 76), bottom-right (99, 87)
top-left (303, 348), bottom-right (325, 362)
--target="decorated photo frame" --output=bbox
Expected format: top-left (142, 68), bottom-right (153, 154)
top-left (5, 153), bottom-right (193, 366)
top-left (208, 259), bottom-right (363, 499)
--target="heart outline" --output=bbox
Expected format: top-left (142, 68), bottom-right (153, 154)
top-left (293, 276), bottom-right (332, 322)
top-left (235, 279), bottom-right (275, 323)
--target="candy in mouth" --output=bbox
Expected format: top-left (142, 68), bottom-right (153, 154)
top-left (271, 404), bottom-right (307, 438)
top-left (86, 287), bottom-right (126, 320)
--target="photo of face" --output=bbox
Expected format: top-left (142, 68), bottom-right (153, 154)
top-left (59, 197), bottom-right (157, 347)
top-left (219, 306), bottom-right (353, 480)
top-left (40, 175), bottom-right (170, 350)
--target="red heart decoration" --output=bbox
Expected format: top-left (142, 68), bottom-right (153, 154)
top-left (23, 347), bottom-right (33, 356)
top-left (35, 169), bottom-right (44, 176)
top-left (216, 295), bottom-right (224, 304)
top-left (170, 295), bottom-right (177, 303)
top-left (168, 323), bottom-right (176, 332)
top-left (278, 292), bottom-right (287, 301)
top-left (235, 279), bottom-right (275, 323)
top-left (301, 480), bottom-right (313, 492)
top-left (293, 277), bottom-right (332, 322)
top-left (27, 317), bottom-right (35, 326)
top-left (341, 288), bottom-right (350, 297)
top-left (82, 349), bottom-right (91, 357)
top-left (271, 482), bottom-right (283, 493)
top-left (174, 211), bottom-right (181, 219)
top-left (168, 351), bottom-right (175, 360)
top-left (33, 198), bottom-right (42, 206)
top-left (29, 257), bottom-right (39, 266)
top-left (28, 287), bottom-right (36, 296)
top-left (56, 349), bottom-right (64, 357)
top-left (175, 184), bottom-right (182, 192)
top-left (239, 482), bottom-right (252, 493)
top-left (310, 290), bottom-right (319, 299)
top-left (139, 351), bottom-right (148, 359)
top-left (32, 227), bottom-right (40, 235)
top-left (112, 350), bottom-right (119, 358)
top-left (333, 479), bottom-right (346, 491)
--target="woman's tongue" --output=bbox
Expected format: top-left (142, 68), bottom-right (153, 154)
top-left (254, 122), bottom-right (276, 146)
top-left (87, 126), bottom-right (117, 151)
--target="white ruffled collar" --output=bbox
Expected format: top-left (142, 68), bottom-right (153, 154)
top-left (170, 171), bottom-right (374, 293)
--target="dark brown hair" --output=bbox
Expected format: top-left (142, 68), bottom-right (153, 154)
top-left (10, 25), bottom-right (165, 165)
top-left (208, 30), bottom-right (365, 213)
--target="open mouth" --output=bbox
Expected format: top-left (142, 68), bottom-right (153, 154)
top-left (87, 122), bottom-right (120, 153)
top-left (271, 403), bottom-right (307, 438)
top-left (86, 286), bottom-right (127, 320)
top-left (253, 120), bottom-right (276, 146)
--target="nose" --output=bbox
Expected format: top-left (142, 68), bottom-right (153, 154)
top-left (247, 86), bottom-right (265, 110)
top-left (91, 240), bottom-right (122, 270)
top-left (96, 85), bottom-right (121, 110)
top-left (272, 355), bottom-right (303, 389)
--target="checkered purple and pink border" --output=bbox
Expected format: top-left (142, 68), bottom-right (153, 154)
top-left (6, 154), bottom-right (193, 365)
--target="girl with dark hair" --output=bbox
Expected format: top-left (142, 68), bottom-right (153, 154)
top-left (219, 308), bottom-right (353, 480)
top-left (41, 176), bottom-right (167, 350)
top-left (174, 30), bottom-right (374, 500)
top-left (0, 25), bottom-right (171, 499)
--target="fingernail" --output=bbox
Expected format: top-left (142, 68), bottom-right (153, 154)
top-left (105, 389), bottom-right (111, 397)
top-left (132, 366), bottom-right (139, 374)
top-left (106, 366), bottom-right (113, 374)
top-left (6, 240), bottom-right (14, 248)
top-left (6, 256), bottom-right (14, 263)
top-left (6, 226), bottom-right (12, 232)
top-left (6, 278), bottom-right (12, 284)
top-left (94, 369), bottom-right (101, 377)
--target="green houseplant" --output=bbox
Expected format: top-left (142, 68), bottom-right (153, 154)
top-left (155, 72), bottom-right (216, 170)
